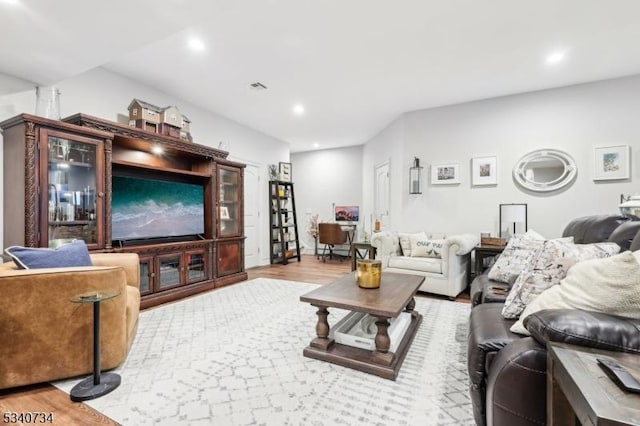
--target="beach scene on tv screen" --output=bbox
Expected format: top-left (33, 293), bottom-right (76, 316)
top-left (335, 206), bottom-right (359, 222)
top-left (112, 176), bottom-right (204, 240)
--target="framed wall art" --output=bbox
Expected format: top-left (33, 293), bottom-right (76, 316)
top-left (279, 162), bottom-right (292, 182)
top-left (431, 163), bottom-right (460, 185)
top-left (593, 145), bottom-right (630, 181)
top-left (471, 156), bottom-right (498, 186)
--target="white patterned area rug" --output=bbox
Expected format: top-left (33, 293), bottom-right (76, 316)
top-left (55, 278), bottom-right (474, 425)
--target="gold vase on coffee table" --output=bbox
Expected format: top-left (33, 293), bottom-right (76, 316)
top-left (356, 259), bottom-right (382, 288)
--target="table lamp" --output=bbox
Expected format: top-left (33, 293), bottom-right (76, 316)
top-left (499, 203), bottom-right (527, 240)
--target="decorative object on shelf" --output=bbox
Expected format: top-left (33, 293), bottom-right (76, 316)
top-left (593, 145), bottom-right (630, 181)
top-left (431, 163), bottom-right (460, 185)
top-left (35, 86), bottom-right (61, 119)
top-left (619, 194), bottom-right (640, 216)
top-left (356, 259), bottom-right (382, 288)
top-left (220, 206), bottom-right (230, 220)
top-left (513, 149), bottom-right (576, 192)
top-left (480, 236), bottom-right (507, 247)
top-left (307, 214), bottom-right (319, 239)
top-left (268, 164), bottom-right (279, 180)
top-left (471, 155), bottom-right (498, 186)
top-left (127, 98), bottom-right (192, 141)
top-left (279, 162), bottom-right (292, 182)
top-left (499, 203), bottom-right (527, 240)
top-left (409, 157), bottom-right (423, 194)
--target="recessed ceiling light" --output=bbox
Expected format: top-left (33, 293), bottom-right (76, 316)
top-left (312, 143), bottom-right (320, 149)
top-left (2, 0), bottom-right (19, 5)
top-left (545, 51), bottom-right (566, 65)
top-left (151, 146), bottom-right (164, 155)
top-left (188, 37), bottom-right (205, 52)
top-left (292, 104), bottom-right (305, 116)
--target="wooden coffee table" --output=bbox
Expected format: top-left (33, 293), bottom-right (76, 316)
top-left (299, 272), bottom-right (424, 380)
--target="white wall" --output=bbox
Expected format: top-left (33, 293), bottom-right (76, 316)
top-left (0, 68), bottom-right (290, 263)
top-left (291, 145), bottom-right (363, 253)
top-left (363, 75), bottom-right (640, 238)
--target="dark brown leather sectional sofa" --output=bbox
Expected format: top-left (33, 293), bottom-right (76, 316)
top-left (467, 214), bottom-right (640, 426)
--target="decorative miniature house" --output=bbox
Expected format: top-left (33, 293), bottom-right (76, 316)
top-left (180, 115), bottom-right (192, 141)
top-left (127, 99), bottom-right (193, 141)
top-left (127, 99), bottom-right (160, 133)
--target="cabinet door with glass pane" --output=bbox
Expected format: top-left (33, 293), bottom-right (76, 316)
top-left (217, 164), bottom-right (243, 237)
top-left (39, 128), bottom-right (105, 249)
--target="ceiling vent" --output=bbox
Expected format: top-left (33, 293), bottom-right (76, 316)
top-left (249, 82), bottom-right (268, 90)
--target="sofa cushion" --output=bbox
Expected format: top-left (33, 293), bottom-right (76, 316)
top-left (524, 309), bottom-right (640, 354)
top-left (562, 214), bottom-right (634, 244)
top-left (487, 230), bottom-right (546, 284)
top-left (409, 235), bottom-right (444, 258)
top-left (501, 240), bottom-right (620, 319)
top-left (5, 240), bottom-right (93, 269)
top-left (511, 250), bottom-right (640, 335)
top-left (398, 232), bottom-right (427, 257)
top-left (388, 256), bottom-right (442, 274)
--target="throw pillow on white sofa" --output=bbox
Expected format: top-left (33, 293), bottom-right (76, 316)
top-left (398, 232), bottom-right (427, 256)
top-left (409, 234), bottom-right (445, 258)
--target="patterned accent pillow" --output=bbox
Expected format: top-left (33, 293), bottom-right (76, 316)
top-left (502, 240), bottom-right (621, 319)
top-left (511, 251), bottom-right (640, 336)
top-left (398, 232), bottom-right (427, 256)
top-left (409, 235), bottom-right (445, 258)
top-left (487, 230), bottom-right (547, 284)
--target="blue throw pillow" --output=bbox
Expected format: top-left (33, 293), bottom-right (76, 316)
top-left (4, 240), bottom-right (93, 269)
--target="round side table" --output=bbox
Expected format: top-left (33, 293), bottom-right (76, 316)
top-left (69, 291), bottom-right (121, 402)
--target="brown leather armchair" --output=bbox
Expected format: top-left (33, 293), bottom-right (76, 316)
top-left (0, 253), bottom-right (140, 390)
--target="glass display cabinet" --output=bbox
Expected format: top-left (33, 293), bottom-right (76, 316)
top-left (43, 129), bottom-right (104, 248)
top-left (218, 165), bottom-right (241, 237)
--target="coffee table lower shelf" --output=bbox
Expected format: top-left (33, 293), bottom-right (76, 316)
top-left (303, 312), bottom-right (422, 380)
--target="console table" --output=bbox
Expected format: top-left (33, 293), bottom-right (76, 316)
top-left (547, 342), bottom-right (640, 425)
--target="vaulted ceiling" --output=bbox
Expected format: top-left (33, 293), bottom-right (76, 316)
top-left (2, 0), bottom-right (640, 152)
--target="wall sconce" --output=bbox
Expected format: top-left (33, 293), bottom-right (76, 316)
top-left (409, 157), bottom-right (423, 194)
top-left (499, 203), bottom-right (527, 240)
top-left (619, 194), bottom-right (640, 217)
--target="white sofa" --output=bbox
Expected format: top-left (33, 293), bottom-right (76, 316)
top-left (370, 231), bottom-right (479, 298)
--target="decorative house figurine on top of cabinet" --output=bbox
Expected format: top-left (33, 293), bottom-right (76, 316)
top-left (127, 98), bottom-right (160, 133)
top-left (159, 106), bottom-right (182, 138)
top-left (180, 115), bottom-right (192, 142)
top-left (127, 98), bottom-right (193, 141)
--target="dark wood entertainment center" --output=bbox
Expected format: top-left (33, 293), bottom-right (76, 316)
top-left (1, 113), bottom-right (247, 308)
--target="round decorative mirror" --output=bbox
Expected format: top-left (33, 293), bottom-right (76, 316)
top-left (513, 149), bottom-right (577, 192)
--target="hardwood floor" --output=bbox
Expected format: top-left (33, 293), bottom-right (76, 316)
top-left (0, 254), bottom-right (468, 425)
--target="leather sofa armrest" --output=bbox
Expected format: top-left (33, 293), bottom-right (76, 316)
top-left (468, 303), bottom-right (520, 426)
top-left (91, 253), bottom-right (140, 289)
top-left (524, 309), bottom-right (640, 354)
top-left (486, 337), bottom-right (547, 426)
top-left (470, 273), bottom-right (509, 306)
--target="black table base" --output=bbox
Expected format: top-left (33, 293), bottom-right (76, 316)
top-left (70, 372), bottom-right (121, 402)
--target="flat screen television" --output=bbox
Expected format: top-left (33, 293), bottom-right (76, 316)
top-left (112, 175), bottom-right (205, 242)
top-left (334, 205), bottom-right (359, 222)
